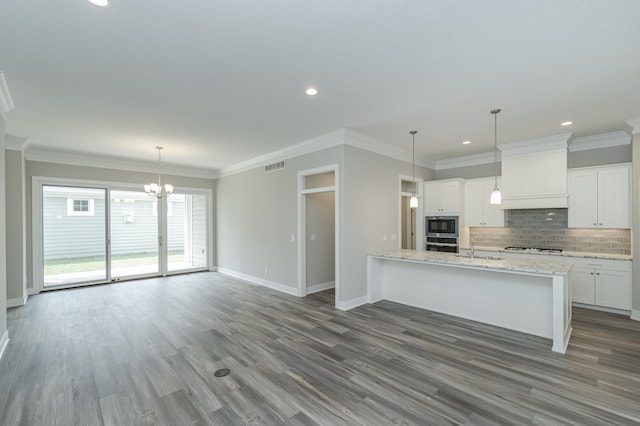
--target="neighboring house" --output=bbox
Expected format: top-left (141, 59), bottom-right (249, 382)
top-left (42, 186), bottom-right (186, 260)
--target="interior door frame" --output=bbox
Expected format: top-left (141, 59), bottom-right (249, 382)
top-left (297, 164), bottom-right (340, 306)
top-left (399, 174), bottom-right (424, 251)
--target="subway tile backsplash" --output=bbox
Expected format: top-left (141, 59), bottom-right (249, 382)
top-left (470, 208), bottom-right (631, 255)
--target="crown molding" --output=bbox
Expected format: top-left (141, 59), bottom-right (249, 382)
top-left (435, 151), bottom-right (500, 170)
top-left (498, 132), bottom-right (573, 156)
top-left (624, 116), bottom-right (640, 136)
top-left (343, 129), bottom-right (437, 170)
top-left (24, 147), bottom-right (217, 179)
top-left (217, 129), bottom-right (346, 178)
top-left (569, 131), bottom-right (631, 152)
top-left (0, 71), bottom-right (15, 115)
top-left (5, 134), bottom-right (28, 151)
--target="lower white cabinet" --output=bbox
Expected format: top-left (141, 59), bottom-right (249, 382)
top-left (570, 257), bottom-right (631, 310)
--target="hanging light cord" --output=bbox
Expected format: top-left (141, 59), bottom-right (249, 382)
top-left (491, 109), bottom-right (501, 189)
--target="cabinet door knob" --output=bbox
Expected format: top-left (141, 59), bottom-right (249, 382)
top-left (593, 223), bottom-right (597, 226)
top-left (596, 272), bottom-right (600, 276)
top-left (599, 223), bottom-right (603, 226)
top-left (590, 272), bottom-right (594, 275)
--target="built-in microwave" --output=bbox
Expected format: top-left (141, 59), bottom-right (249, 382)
top-left (426, 216), bottom-right (458, 238)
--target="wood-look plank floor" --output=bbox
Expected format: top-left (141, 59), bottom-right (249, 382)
top-left (1, 272), bottom-right (640, 425)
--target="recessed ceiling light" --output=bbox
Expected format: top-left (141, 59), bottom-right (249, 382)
top-left (88, 0), bottom-right (109, 6)
top-left (305, 88), bottom-right (318, 96)
top-left (561, 121), bottom-right (573, 126)
top-left (462, 140), bottom-right (471, 145)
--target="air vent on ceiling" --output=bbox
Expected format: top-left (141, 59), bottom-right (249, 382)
top-left (264, 161), bottom-right (285, 173)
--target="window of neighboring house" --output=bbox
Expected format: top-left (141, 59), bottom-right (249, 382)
top-left (152, 201), bottom-right (173, 217)
top-left (67, 198), bottom-right (95, 216)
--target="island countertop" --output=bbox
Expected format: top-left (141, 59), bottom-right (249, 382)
top-left (369, 249), bottom-right (574, 276)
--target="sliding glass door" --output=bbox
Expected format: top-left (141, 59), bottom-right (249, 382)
top-left (37, 179), bottom-right (211, 291)
top-left (43, 185), bottom-right (108, 287)
top-left (110, 189), bottom-right (159, 279)
top-left (167, 192), bottom-right (208, 272)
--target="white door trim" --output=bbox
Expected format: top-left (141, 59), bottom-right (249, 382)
top-left (297, 164), bottom-right (340, 306)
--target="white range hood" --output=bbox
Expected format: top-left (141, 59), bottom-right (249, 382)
top-left (499, 133), bottom-right (572, 210)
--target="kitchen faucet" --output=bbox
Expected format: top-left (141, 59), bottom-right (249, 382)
top-left (470, 236), bottom-right (475, 260)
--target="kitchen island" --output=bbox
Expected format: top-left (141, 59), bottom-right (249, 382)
top-left (367, 250), bottom-right (574, 353)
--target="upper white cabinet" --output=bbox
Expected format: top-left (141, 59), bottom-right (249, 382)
top-left (568, 164), bottom-right (631, 229)
top-left (464, 177), bottom-right (504, 227)
top-left (423, 179), bottom-right (464, 215)
top-left (499, 134), bottom-right (570, 209)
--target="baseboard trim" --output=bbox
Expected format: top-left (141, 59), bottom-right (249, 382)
top-left (572, 302), bottom-right (631, 316)
top-left (336, 295), bottom-right (368, 311)
top-left (217, 267), bottom-right (299, 297)
top-left (27, 287), bottom-right (38, 296)
top-left (0, 330), bottom-right (9, 361)
top-left (631, 309), bottom-right (640, 321)
top-left (306, 281), bottom-right (335, 295)
top-left (6, 293), bottom-right (28, 308)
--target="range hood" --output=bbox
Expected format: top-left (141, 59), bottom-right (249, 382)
top-left (499, 133), bottom-right (572, 210)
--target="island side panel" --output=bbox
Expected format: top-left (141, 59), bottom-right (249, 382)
top-left (367, 255), bottom-right (384, 303)
top-left (380, 259), bottom-right (554, 339)
top-left (552, 274), bottom-right (573, 353)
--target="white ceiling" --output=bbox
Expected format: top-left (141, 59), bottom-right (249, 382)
top-left (1, 0), bottom-right (639, 174)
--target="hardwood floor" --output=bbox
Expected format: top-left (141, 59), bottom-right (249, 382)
top-left (1, 272), bottom-right (639, 425)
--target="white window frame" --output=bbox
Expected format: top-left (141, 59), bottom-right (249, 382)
top-left (67, 198), bottom-right (95, 216)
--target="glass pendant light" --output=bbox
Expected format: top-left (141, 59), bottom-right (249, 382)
top-left (409, 130), bottom-right (418, 208)
top-left (490, 109), bottom-right (502, 205)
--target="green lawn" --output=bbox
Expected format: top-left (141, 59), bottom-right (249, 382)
top-left (45, 251), bottom-right (184, 275)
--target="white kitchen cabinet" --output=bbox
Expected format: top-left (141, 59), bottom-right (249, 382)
top-left (423, 179), bottom-right (464, 215)
top-left (568, 164), bottom-right (630, 229)
top-left (569, 257), bottom-right (631, 310)
top-left (464, 177), bottom-right (504, 227)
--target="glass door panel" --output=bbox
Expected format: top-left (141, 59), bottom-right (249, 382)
top-left (167, 193), bottom-right (208, 272)
top-left (110, 189), bottom-right (159, 279)
top-left (43, 185), bottom-right (107, 287)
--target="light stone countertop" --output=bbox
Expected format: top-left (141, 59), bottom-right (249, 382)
top-left (458, 246), bottom-right (632, 261)
top-left (369, 249), bottom-right (574, 276)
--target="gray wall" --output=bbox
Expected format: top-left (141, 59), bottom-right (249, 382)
top-left (216, 145), bottom-right (344, 291)
top-left (0, 115), bottom-right (7, 341)
top-left (5, 149), bottom-right (26, 303)
top-left (569, 145), bottom-right (631, 168)
top-left (341, 144), bottom-right (433, 302)
top-left (436, 162), bottom-right (499, 180)
top-left (25, 160), bottom-right (215, 290)
top-left (306, 191), bottom-right (335, 288)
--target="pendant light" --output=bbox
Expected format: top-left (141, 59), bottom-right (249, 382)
top-left (409, 130), bottom-right (418, 208)
top-left (144, 146), bottom-right (174, 198)
top-left (489, 109), bottom-right (502, 205)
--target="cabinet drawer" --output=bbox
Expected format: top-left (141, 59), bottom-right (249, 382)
top-left (568, 257), bottom-right (630, 272)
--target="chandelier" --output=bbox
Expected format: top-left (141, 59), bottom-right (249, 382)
top-left (144, 146), bottom-right (173, 198)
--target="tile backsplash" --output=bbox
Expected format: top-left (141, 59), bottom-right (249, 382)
top-left (470, 208), bottom-right (631, 255)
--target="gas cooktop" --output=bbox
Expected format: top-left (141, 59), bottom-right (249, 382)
top-left (504, 246), bottom-right (563, 254)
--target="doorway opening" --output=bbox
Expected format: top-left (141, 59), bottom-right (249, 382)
top-left (297, 165), bottom-right (339, 307)
top-left (399, 175), bottom-right (423, 251)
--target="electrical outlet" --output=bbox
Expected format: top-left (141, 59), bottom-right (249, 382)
top-left (264, 267), bottom-right (269, 276)
top-left (383, 234), bottom-right (387, 241)
top-left (391, 234), bottom-right (397, 241)
top-left (310, 234), bottom-right (317, 241)
top-left (291, 234), bottom-right (295, 242)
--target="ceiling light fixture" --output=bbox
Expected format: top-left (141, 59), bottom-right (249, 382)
top-left (409, 130), bottom-right (418, 209)
top-left (490, 109), bottom-right (502, 205)
top-left (144, 146), bottom-right (173, 199)
top-left (561, 121), bottom-right (573, 126)
top-left (88, 0), bottom-right (110, 6)
top-left (462, 140), bottom-right (471, 145)
top-left (305, 88), bottom-right (318, 96)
